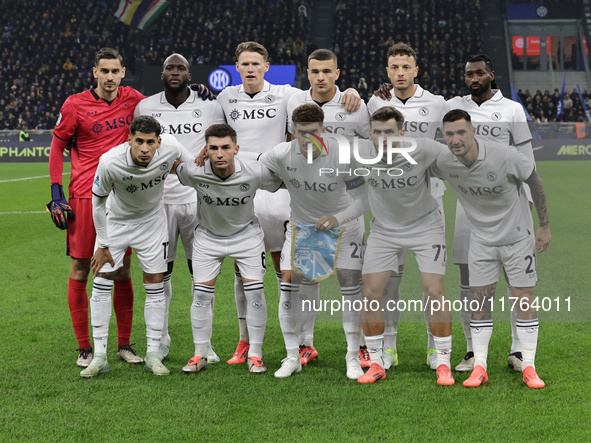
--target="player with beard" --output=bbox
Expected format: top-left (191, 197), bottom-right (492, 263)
top-left (433, 109), bottom-right (549, 388)
top-left (447, 54), bottom-right (535, 373)
top-left (48, 48), bottom-right (145, 367)
top-left (367, 43), bottom-right (449, 371)
top-left (134, 54), bottom-right (225, 363)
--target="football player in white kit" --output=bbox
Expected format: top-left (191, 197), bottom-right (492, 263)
top-left (217, 41), bottom-right (361, 365)
top-left (81, 115), bottom-right (194, 378)
top-left (446, 54), bottom-right (536, 372)
top-left (367, 43), bottom-right (450, 370)
top-left (286, 49), bottom-right (370, 367)
top-left (434, 109), bottom-right (550, 388)
top-left (259, 104), bottom-right (369, 379)
top-left (355, 107), bottom-right (454, 386)
top-left (172, 124), bottom-right (283, 375)
top-left (134, 53), bottom-right (225, 364)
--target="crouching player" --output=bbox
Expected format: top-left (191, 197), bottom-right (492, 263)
top-left (259, 104), bottom-right (370, 379)
top-left (434, 109), bottom-right (550, 388)
top-left (81, 115), bottom-right (193, 378)
top-left (172, 124), bottom-right (283, 375)
top-left (356, 106), bottom-right (454, 385)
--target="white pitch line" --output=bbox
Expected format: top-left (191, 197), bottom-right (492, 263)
top-left (0, 172), bottom-right (70, 183)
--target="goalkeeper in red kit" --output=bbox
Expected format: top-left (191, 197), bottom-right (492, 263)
top-left (48, 47), bottom-right (213, 367)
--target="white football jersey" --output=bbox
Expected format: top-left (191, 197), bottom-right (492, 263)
top-left (286, 87), bottom-right (370, 141)
top-left (367, 85), bottom-right (449, 139)
top-left (259, 139), bottom-right (366, 224)
top-left (217, 80), bottom-right (300, 153)
top-left (446, 90), bottom-right (533, 160)
top-left (433, 139), bottom-right (535, 246)
top-left (176, 156), bottom-right (282, 237)
top-left (134, 90), bottom-right (226, 204)
top-left (92, 134), bottom-right (193, 223)
top-left (354, 138), bottom-right (446, 233)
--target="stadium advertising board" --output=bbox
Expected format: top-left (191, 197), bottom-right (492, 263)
top-left (1, 133), bottom-right (591, 163)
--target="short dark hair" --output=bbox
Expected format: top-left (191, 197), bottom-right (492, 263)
top-left (205, 124), bottom-right (237, 145)
top-left (465, 53), bottom-right (494, 71)
top-left (370, 106), bottom-right (405, 126)
top-left (292, 104), bottom-right (324, 124)
top-left (387, 43), bottom-right (417, 64)
top-left (443, 109), bottom-right (472, 124)
top-left (95, 47), bottom-right (124, 67)
top-left (130, 115), bottom-right (161, 136)
top-left (236, 41), bottom-right (269, 62)
top-left (308, 49), bottom-right (338, 66)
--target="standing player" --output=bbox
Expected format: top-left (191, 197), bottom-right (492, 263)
top-left (217, 41), bottom-right (361, 365)
top-left (173, 124), bottom-right (283, 375)
top-left (356, 107), bottom-right (454, 386)
top-left (434, 110), bottom-right (550, 388)
top-left (286, 49), bottom-right (370, 366)
top-left (259, 104), bottom-right (369, 379)
top-left (48, 48), bottom-right (144, 367)
top-left (81, 115), bottom-right (194, 378)
top-left (368, 43), bottom-right (449, 370)
top-left (134, 53), bottom-right (225, 363)
top-left (446, 54), bottom-right (535, 372)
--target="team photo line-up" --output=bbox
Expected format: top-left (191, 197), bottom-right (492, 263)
top-left (46, 41), bottom-right (550, 388)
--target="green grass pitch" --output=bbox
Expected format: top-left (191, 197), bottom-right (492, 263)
top-left (0, 161), bottom-right (590, 441)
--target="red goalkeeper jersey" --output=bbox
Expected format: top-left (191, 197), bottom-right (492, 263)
top-left (50, 86), bottom-right (145, 198)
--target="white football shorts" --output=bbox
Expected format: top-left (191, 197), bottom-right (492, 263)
top-left (192, 222), bottom-right (267, 282)
top-left (363, 212), bottom-right (446, 276)
top-left (469, 232), bottom-right (537, 288)
top-left (254, 188), bottom-right (290, 252)
top-left (165, 201), bottom-right (197, 262)
top-left (95, 212), bottom-right (168, 274)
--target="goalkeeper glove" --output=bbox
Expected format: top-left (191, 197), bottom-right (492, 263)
top-left (46, 183), bottom-right (75, 230)
top-left (190, 83), bottom-right (216, 101)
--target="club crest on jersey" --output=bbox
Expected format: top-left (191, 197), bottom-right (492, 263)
top-left (491, 112), bottom-right (502, 121)
top-left (126, 184), bottom-right (139, 193)
top-left (335, 112), bottom-right (346, 121)
top-left (419, 107), bottom-right (429, 117)
top-left (240, 183), bottom-right (251, 192)
top-left (192, 110), bottom-right (202, 118)
top-left (160, 162), bottom-right (169, 171)
top-left (92, 122), bottom-right (104, 135)
top-left (265, 95), bottom-right (275, 103)
top-left (487, 171), bottom-right (498, 181)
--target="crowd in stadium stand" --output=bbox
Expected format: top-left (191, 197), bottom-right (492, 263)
top-left (0, 0), bottom-right (588, 130)
top-left (332, 0), bottom-right (484, 100)
top-left (142, 1), bottom-right (309, 69)
top-left (518, 87), bottom-right (591, 123)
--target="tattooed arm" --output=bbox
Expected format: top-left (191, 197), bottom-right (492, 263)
top-left (525, 170), bottom-right (551, 253)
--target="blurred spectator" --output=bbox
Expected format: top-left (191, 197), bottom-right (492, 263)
top-left (0, 0), bottom-right (309, 130)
